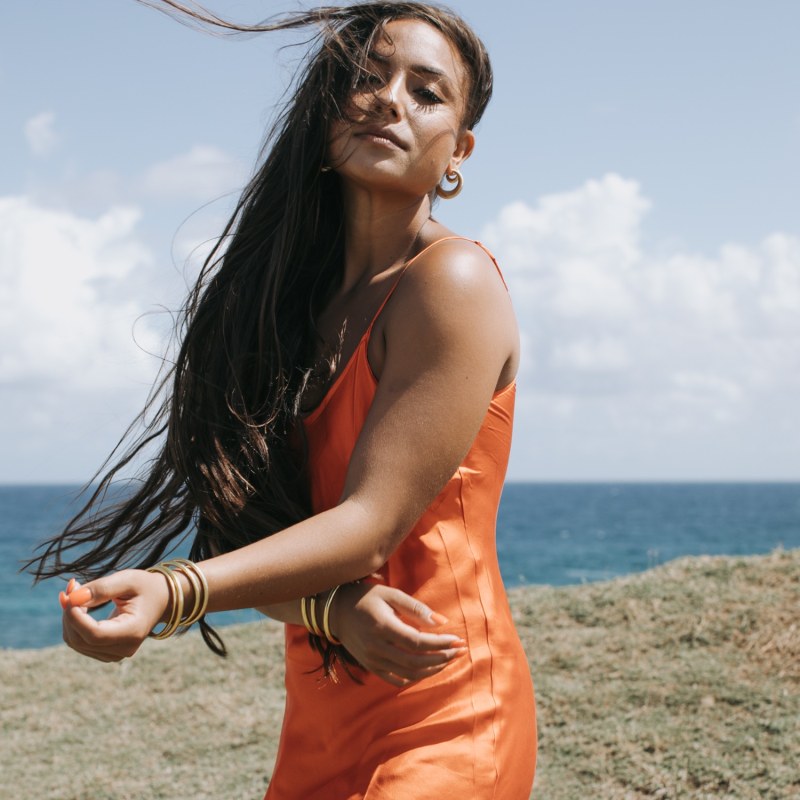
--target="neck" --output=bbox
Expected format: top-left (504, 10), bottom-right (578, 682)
top-left (339, 183), bottom-right (434, 291)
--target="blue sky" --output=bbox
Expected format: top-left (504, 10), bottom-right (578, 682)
top-left (2, 0), bottom-right (799, 481)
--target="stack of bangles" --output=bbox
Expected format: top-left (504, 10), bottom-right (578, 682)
top-left (300, 585), bottom-right (342, 645)
top-left (146, 558), bottom-right (209, 639)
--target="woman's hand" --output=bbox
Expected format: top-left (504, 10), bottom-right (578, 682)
top-left (59, 570), bottom-right (171, 662)
top-left (330, 583), bottom-right (466, 687)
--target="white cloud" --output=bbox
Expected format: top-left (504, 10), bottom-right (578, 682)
top-left (0, 143), bottom-right (245, 481)
top-left (0, 196), bottom-right (161, 387)
top-left (24, 111), bottom-right (59, 157)
top-left (141, 145), bottom-right (246, 201)
top-left (0, 196), bottom-right (168, 481)
top-left (552, 337), bottom-right (630, 373)
top-left (2, 169), bottom-right (798, 481)
top-left (483, 173), bottom-right (800, 479)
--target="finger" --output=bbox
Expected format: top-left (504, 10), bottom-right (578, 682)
top-left (64, 583), bottom-right (98, 609)
top-left (62, 611), bottom-right (116, 660)
top-left (74, 640), bottom-right (128, 662)
top-left (357, 644), bottom-right (459, 681)
top-left (65, 603), bottom-right (146, 649)
top-left (373, 656), bottom-right (454, 683)
top-left (66, 572), bottom-right (137, 610)
top-left (64, 635), bottom-right (122, 661)
top-left (395, 630), bottom-right (466, 651)
top-left (65, 592), bottom-right (149, 661)
top-left (375, 647), bottom-right (466, 681)
top-left (372, 669), bottom-right (409, 688)
top-left (382, 588), bottom-right (448, 627)
top-left (383, 643), bottom-right (466, 669)
top-left (382, 616), bottom-right (465, 651)
top-left (64, 618), bottom-right (131, 661)
top-left (381, 659), bottom-right (450, 681)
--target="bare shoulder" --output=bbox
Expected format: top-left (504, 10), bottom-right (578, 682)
top-left (389, 237), bottom-right (514, 329)
top-left (375, 237), bottom-right (519, 387)
top-left (407, 237), bottom-right (506, 294)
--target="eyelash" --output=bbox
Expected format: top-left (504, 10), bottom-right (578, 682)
top-left (416, 87), bottom-right (443, 105)
top-left (354, 73), bottom-right (444, 106)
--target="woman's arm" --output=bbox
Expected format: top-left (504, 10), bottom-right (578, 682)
top-left (256, 584), bottom-right (467, 687)
top-left (62, 240), bottom-right (518, 660)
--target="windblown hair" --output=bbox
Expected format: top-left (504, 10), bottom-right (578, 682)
top-left (27, 0), bottom-right (493, 660)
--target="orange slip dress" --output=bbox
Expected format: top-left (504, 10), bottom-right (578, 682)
top-left (264, 239), bottom-right (537, 800)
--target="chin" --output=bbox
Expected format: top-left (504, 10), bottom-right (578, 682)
top-left (339, 162), bottom-right (437, 198)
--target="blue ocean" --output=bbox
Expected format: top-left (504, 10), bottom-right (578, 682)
top-left (1, 483), bottom-right (798, 649)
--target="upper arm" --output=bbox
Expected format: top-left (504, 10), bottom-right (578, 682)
top-left (340, 240), bottom-right (518, 562)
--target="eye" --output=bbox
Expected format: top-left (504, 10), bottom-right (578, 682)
top-left (416, 87), bottom-right (443, 105)
top-left (353, 69), bottom-right (385, 90)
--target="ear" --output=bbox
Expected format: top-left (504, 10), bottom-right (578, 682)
top-left (449, 128), bottom-right (475, 172)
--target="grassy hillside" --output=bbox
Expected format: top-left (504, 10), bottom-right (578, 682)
top-left (1, 549), bottom-right (797, 799)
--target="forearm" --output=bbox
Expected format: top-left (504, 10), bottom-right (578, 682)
top-left (255, 600), bottom-right (302, 624)
top-left (195, 498), bottom-right (389, 614)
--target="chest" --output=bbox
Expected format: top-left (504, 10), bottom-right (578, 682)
top-left (300, 275), bottom-right (397, 413)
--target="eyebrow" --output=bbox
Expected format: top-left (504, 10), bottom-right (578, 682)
top-left (368, 51), bottom-right (453, 84)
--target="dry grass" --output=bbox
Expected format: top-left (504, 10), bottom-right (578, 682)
top-left (1, 549), bottom-right (797, 799)
top-left (518, 549), bottom-right (799, 799)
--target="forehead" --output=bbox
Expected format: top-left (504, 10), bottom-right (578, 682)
top-left (373, 18), bottom-right (467, 86)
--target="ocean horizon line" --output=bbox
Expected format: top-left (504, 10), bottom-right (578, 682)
top-left (2, 478), bottom-right (799, 488)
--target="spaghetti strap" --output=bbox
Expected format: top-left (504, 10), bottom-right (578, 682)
top-left (471, 240), bottom-right (509, 291)
top-left (365, 236), bottom-right (506, 336)
top-left (303, 237), bottom-right (507, 421)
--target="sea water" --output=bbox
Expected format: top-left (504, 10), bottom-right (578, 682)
top-left (1, 483), bottom-right (798, 649)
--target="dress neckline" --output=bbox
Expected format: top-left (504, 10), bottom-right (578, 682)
top-left (300, 237), bottom-right (514, 424)
top-left (300, 330), bottom-right (371, 423)
top-left (300, 237), bottom-right (471, 421)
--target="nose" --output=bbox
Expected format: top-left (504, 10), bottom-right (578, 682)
top-left (370, 74), bottom-right (404, 119)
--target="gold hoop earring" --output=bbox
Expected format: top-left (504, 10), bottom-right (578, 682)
top-left (436, 168), bottom-right (463, 199)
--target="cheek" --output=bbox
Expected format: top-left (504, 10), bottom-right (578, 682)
top-left (347, 91), bottom-right (374, 117)
top-left (327, 120), bottom-right (351, 159)
top-left (417, 120), bottom-right (459, 167)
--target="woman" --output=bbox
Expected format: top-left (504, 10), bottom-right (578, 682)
top-left (29, 2), bottom-right (536, 797)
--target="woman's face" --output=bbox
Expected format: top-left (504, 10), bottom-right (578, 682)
top-left (328, 18), bottom-right (475, 198)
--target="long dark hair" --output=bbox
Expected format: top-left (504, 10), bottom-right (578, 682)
top-left (26, 1), bottom-right (493, 658)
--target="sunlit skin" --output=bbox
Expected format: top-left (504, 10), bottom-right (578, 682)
top-left (328, 19), bottom-right (474, 202)
top-left (60, 19), bottom-right (519, 687)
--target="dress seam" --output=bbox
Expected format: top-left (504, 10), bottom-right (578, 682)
top-left (434, 468), bottom-right (478, 791)
top-left (458, 468), bottom-right (501, 795)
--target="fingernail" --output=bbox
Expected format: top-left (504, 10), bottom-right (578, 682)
top-left (430, 612), bottom-right (449, 625)
top-left (68, 586), bottom-right (92, 606)
top-left (59, 591), bottom-right (68, 610)
top-left (66, 578), bottom-right (76, 594)
top-left (450, 638), bottom-right (467, 647)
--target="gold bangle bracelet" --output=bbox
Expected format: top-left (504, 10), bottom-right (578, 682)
top-left (322, 585), bottom-right (342, 645)
top-left (308, 594), bottom-right (323, 637)
top-left (147, 564), bottom-right (184, 639)
top-left (188, 560), bottom-right (210, 622)
top-left (165, 558), bottom-right (209, 627)
top-left (156, 565), bottom-right (183, 638)
top-left (300, 596), bottom-right (314, 634)
top-left (165, 560), bottom-right (200, 626)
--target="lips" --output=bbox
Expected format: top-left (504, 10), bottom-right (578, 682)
top-left (355, 126), bottom-right (407, 149)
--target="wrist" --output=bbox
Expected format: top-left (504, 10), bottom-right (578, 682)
top-left (146, 559), bottom-right (209, 639)
top-left (300, 587), bottom-right (343, 645)
top-left (153, 569), bottom-right (195, 623)
top-left (171, 570), bottom-right (195, 620)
